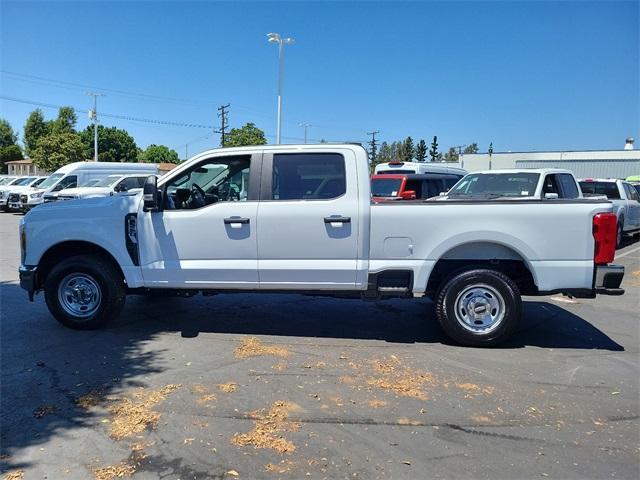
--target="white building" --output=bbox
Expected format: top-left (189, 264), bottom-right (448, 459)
top-left (460, 138), bottom-right (639, 179)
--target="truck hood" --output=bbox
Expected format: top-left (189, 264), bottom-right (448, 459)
top-left (1, 185), bottom-right (35, 194)
top-left (26, 193), bottom-right (141, 219)
top-left (58, 187), bottom-right (112, 197)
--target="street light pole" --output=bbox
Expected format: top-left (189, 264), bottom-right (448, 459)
top-left (87, 92), bottom-right (104, 162)
top-left (299, 122), bottom-right (311, 143)
top-left (267, 33), bottom-right (295, 144)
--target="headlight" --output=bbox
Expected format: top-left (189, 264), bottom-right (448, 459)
top-left (30, 192), bottom-right (43, 198)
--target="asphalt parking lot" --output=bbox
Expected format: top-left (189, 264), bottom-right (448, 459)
top-left (1, 212), bottom-right (639, 480)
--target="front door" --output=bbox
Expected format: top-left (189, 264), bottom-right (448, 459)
top-left (138, 152), bottom-right (261, 288)
top-left (257, 150), bottom-right (360, 289)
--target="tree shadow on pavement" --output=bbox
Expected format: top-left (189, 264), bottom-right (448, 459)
top-left (0, 281), bottom-right (624, 472)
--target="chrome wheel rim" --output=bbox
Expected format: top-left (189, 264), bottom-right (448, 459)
top-left (58, 273), bottom-right (102, 318)
top-left (454, 284), bottom-right (506, 334)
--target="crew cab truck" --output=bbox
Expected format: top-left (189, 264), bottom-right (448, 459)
top-left (19, 144), bottom-right (624, 346)
top-left (579, 178), bottom-right (640, 248)
top-left (437, 169), bottom-right (583, 201)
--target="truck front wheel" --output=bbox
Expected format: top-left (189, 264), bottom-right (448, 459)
top-left (44, 255), bottom-right (126, 329)
top-left (435, 269), bottom-right (521, 347)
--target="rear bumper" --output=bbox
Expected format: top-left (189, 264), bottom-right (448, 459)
top-left (594, 264), bottom-right (625, 295)
top-left (19, 265), bottom-right (38, 301)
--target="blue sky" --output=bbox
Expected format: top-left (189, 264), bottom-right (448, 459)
top-left (1, 1), bottom-right (638, 157)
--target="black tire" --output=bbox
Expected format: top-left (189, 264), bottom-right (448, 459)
top-left (435, 268), bottom-right (521, 347)
top-left (616, 221), bottom-right (623, 249)
top-left (44, 254), bottom-right (126, 329)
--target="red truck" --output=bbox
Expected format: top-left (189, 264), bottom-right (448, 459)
top-left (371, 173), bottom-right (464, 201)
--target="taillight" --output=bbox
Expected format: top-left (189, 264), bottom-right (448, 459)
top-left (593, 213), bottom-right (617, 265)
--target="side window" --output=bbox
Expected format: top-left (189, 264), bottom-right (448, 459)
top-left (272, 153), bottom-right (345, 200)
top-left (118, 177), bottom-right (144, 191)
top-left (422, 179), bottom-right (441, 199)
top-left (542, 174), bottom-right (560, 196)
top-left (558, 174), bottom-right (579, 199)
top-left (54, 175), bottom-right (77, 191)
top-left (164, 156), bottom-right (251, 210)
top-left (624, 183), bottom-right (639, 201)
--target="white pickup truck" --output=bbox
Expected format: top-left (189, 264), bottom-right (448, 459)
top-left (19, 144), bottom-right (625, 346)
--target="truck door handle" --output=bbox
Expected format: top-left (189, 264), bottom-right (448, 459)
top-left (324, 216), bottom-right (351, 224)
top-left (224, 217), bottom-right (250, 225)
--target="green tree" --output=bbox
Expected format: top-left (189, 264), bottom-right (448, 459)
top-left (50, 106), bottom-right (77, 134)
top-left (24, 109), bottom-right (50, 156)
top-left (415, 139), bottom-right (427, 162)
top-left (80, 125), bottom-right (138, 162)
top-left (223, 123), bottom-right (267, 147)
top-left (0, 119), bottom-right (18, 148)
top-left (32, 132), bottom-right (85, 171)
top-left (429, 136), bottom-right (439, 162)
top-left (0, 144), bottom-right (23, 174)
top-left (139, 144), bottom-right (180, 164)
top-left (399, 136), bottom-right (414, 162)
top-left (443, 147), bottom-right (459, 163)
top-left (463, 143), bottom-right (479, 154)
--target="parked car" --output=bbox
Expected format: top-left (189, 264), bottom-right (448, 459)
top-left (371, 173), bottom-right (463, 201)
top-left (435, 169), bottom-right (582, 201)
top-left (579, 178), bottom-right (640, 247)
top-left (58, 174), bottom-right (153, 200)
top-left (5, 177), bottom-right (48, 212)
top-left (374, 160), bottom-right (467, 176)
top-left (21, 162), bottom-right (159, 212)
top-left (19, 144), bottom-right (624, 347)
top-left (0, 177), bottom-right (37, 211)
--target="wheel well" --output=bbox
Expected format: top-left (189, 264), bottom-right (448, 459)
top-left (37, 241), bottom-right (124, 289)
top-left (426, 243), bottom-right (537, 296)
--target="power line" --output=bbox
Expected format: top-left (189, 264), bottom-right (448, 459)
top-left (0, 95), bottom-right (214, 129)
top-left (216, 104), bottom-right (230, 147)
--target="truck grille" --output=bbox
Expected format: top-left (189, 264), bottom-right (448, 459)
top-left (20, 194), bottom-right (28, 203)
top-left (8, 193), bottom-right (20, 203)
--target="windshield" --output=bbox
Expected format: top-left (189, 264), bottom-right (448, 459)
top-left (37, 173), bottom-right (64, 189)
top-left (15, 177), bottom-right (37, 186)
top-left (371, 178), bottom-right (402, 197)
top-left (449, 173), bottom-right (540, 197)
top-left (579, 181), bottom-right (620, 200)
top-left (94, 175), bottom-right (123, 187)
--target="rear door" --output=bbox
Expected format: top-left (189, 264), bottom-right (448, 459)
top-left (622, 183), bottom-right (640, 229)
top-left (257, 150), bottom-right (360, 289)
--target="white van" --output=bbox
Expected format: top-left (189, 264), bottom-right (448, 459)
top-left (374, 161), bottom-right (467, 176)
top-left (21, 162), bottom-right (159, 211)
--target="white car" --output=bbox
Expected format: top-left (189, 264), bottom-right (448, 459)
top-left (19, 144), bottom-right (624, 347)
top-left (579, 178), bottom-right (640, 247)
top-left (4, 177), bottom-right (48, 211)
top-left (435, 168), bottom-right (583, 200)
top-left (0, 177), bottom-right (39, 211)
top-left (58, 174), bottom-right (152, 200)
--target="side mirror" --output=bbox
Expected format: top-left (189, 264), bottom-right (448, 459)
top-left (439, 191), bottom-right (447, 196)
top-left (143, 175), bottom-right (160, 211)
top-left (544, 192), bottom-right (559, 199)
top-left (400, 190), bottom-right (416, 200)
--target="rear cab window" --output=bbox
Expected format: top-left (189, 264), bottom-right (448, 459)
top-left (272, 153), bottom-right (346, 200)
top-left (579, 181), bottom-right (621, 199)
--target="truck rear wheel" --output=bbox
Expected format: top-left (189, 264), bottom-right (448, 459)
top-left (44, 255), bottom-right (126, 329)
top-left (435, 268), bottom-right (521, 347)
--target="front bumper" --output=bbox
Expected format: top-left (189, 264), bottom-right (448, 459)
top-left (594, 264), bottom-right (624, 295)
top-left (19, 265), bottom-right (38, 301)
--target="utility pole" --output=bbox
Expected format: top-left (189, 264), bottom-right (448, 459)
top-left (216, 104), bottom-right (230, 147)
top-left (87, 92), bottom-right (104, 161)
top-left (298, 122), bottom-right (311, 143)
top-left (367, 130), bottom-right (380, 164)
top-left (488, 142), bottom-right (494, 170)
